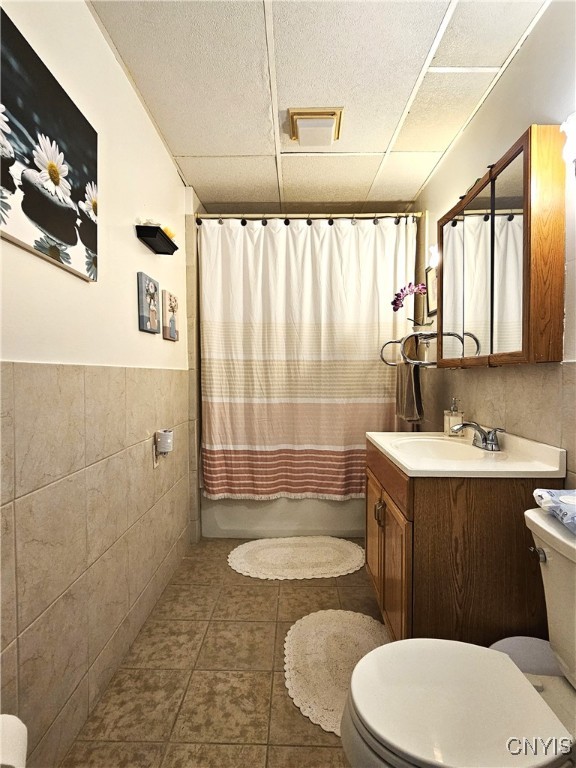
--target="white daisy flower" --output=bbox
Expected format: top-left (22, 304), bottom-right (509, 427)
top-left (33, 133), bottom-right (72, 203)
top-left (0, 104), bottom-right (11, 134)
top-left (83, 181), bottom-right (97, 222)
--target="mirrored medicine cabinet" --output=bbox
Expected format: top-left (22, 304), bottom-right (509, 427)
top-left (437, 125), bottom-right (566, 368)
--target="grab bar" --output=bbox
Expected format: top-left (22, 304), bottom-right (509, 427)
top-left (380, 331), bottom-right (481, 367)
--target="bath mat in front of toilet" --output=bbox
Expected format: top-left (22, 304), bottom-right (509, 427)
top-left (228, 536), bottom-right (364, 579)
top-left (284, 609), bottom-right (391, 735)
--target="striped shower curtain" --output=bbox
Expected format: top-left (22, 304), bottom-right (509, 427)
top-left (199, 217), bottom-right (416, 500)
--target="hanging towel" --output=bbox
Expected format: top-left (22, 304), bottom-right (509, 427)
top-left (395, 335), bottom-right (423, 422)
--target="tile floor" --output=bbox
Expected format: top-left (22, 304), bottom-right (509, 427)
top-left (62, 537), bottom-right (380, 768)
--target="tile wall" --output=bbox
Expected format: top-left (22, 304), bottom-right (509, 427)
top-left (0, 363), bottom-right (198, 766)
top-left (419, 362), bottom-right (576, 488)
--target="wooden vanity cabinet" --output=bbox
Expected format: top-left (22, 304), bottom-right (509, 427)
top-left (365, 439), bottom-right (563, 647)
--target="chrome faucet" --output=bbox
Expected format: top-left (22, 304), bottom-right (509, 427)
top-left (451, 421), bottom-right (505, 451)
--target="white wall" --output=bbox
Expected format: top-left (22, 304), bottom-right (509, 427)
top-left (0, 0), bottom-right (187, 369)
top-left (419, 0), bottom-right (575, 234)
top-left (419, 0), bottom-right (575, 361)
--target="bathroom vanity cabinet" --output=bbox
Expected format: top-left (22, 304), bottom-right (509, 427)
top-left (365, 439), bottom-right (564, 647)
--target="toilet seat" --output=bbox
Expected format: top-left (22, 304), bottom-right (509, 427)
top-left (349, 638), bottom-right (574, 768)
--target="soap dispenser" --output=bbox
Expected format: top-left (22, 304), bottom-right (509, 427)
top-left (444, 397), bottom-right (464, 437)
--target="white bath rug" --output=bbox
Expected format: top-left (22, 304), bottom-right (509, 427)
top-left (284, 610), bottom-right (391, 735)
top-left (227, 536), bottom-right (364, 580)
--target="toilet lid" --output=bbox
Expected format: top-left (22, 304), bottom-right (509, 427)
top-left (350, 638), bottom-right (574, 768)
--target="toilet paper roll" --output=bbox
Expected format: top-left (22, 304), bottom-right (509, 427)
top-left (0, 714), bottom-right (28, 768)
top-left (155, 429), bottom-right (174, 453)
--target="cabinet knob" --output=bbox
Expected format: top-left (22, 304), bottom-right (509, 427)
top-left (529, 546), bottom-right (547, 563)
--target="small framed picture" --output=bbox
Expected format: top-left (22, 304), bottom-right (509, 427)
top-left (162, 290), bottom-right (179, 341)
top-left (425, 266), bottom-right (438, 317)
top-left (137, 272), bottom-right (160, 333)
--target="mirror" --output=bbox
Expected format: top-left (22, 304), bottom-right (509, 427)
top-left (440, 176), bottom-right (492, 362)
top-left (437, 125), bottom-right (565, 367)
top-left (493, 151), bottom-right (524, 353)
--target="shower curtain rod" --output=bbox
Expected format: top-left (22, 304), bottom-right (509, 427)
top-left (195, 212), bottom-right (422, 221)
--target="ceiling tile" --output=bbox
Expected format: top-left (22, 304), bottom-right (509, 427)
top-left (176, 156), bottom-right (280, 204)
top-left (366, 152), bottom-right (442, 203)
top-left (395, 71), bottom-right (496, 152)
top-left (202, 202), bottom-right (283, 215)
top-left (281, 155), bottom-right (383, 203)
top-left (433, 1), bottom-right (545, 67)
top-left (92, 1), bottom-right (275, 156)
top-left (273, 0), bottom-right (450, 153)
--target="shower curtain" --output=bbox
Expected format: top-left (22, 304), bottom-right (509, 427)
top-left (442, 214), bottom-right (523, 357)
top-left (199, 217), bottom-right (416, 501)
top-left (494, 214), bottom-right (523, 353)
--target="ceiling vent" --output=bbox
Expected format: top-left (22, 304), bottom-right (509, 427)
top-left (288, 108), bottom-right (343, 147)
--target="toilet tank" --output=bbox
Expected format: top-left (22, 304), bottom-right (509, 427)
top-left (525, 507), bottom-right (576, 688)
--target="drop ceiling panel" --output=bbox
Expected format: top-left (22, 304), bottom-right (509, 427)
top-left (203, 202), bottom-right (283, 214)
top-left (92, 1), bottom-right (275, 156)
top-left (395, 71), bottom-right (496, 152)
top-left (433, 1), bottom-right (545, 66)
top-left (366, 152), bottom-right (443, 203)
top-left (282, 155), bottom-right (383, 203)
top-left (176, 156), bottom-right (280, 204)
top-left (273, 0), bottom-right (450, 153)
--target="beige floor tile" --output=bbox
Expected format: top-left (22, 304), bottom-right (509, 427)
top-left (195, 621), bottom-right (276, 670)
top-left (63, 539), bottom-right (367, 767)
top-left (277, 576), bottom-right (338, 587)
top-left (161, 744), bottom-right (267, 768)
top-left (222, 569), bottom-right (282, 587)
top-left (182, 546), bottom-right (230, 567)
top-left (337, 587), bottom-right (382, 622)
top-left (61, 741), bottom-right (165, 768)
top-left (212, 585), bottom-right (279, 621)
top-left (79, 669), bottom-right (189, 742)
top-left (149, 585), bottom-right (220, 621)
top-left (268, 672), bottom-right (341, 747)
top-left (277, 587), bottom-right (340, 623)
top-left (184, 538), bottom-right (250, 557)
top-left (334, 567), bottom-right (371, 587)
top-left (171, 670), bottom-right (272, 744)
top-left (273, 622), bottom-right (294, 672)
top-left (121, 620), bottom-right (208, 669)
top-left (267, 745), bottom-right (350, 767)
top-left (170, 559), bottom-right (228, 586)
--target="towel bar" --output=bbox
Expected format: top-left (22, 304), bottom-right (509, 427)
top-left (380, 331), bottom-right (481, 367)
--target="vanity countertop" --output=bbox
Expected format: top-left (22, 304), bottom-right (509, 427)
top-left (366, 431), bottom-right (566, 478)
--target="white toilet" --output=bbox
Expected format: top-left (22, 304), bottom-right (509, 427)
top-left (341, 506), bottom-right (576, 768)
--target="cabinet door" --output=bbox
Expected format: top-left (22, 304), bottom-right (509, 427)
top-left (382, 493), bottom-right (413, 640)
top-left (365, 470), bottom-right (383, 606)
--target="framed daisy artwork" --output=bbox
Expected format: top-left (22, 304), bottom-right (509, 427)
top-left (137, 273), bottom-right (161, 334)
top-left (0, 9), bottom-right (98, 281)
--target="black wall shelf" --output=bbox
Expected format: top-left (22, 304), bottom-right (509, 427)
top-left (136, 225), bottom-right (178, 255)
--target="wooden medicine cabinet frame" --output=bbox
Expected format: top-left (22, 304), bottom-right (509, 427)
top-left (437, 125), bottom-right (566, 368)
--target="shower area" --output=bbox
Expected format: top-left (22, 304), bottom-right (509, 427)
top-left (192, 214), bottom-right (420, 538)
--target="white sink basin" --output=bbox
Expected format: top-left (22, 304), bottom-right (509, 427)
top-left (367, 431), bottom-right (566, 478)
top-left (390, 436), bottom-right (486, 462)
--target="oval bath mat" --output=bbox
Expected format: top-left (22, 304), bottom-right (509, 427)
top-left (284, 609), bottom-right (391, 735)
top-left (227, 536), bottom-right (364, 580)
